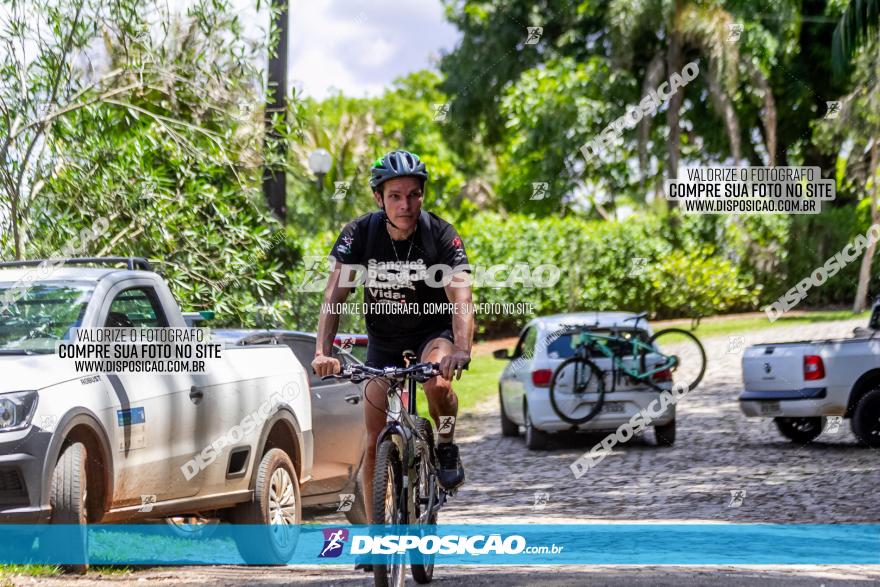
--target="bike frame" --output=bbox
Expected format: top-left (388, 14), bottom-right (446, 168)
top-left (374, 363), bottom-right (443, 525)
top-left (566, 326), bottom-right (677, 392)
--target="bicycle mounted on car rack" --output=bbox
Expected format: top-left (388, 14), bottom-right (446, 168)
top-left (548, 312), bottom-right (707, 426)
top-left (323, 350), bottom-right (465, 586)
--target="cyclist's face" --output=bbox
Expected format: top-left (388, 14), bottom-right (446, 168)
top-left (375, 177), bottom-right (423, 230)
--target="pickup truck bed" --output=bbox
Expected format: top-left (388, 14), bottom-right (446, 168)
top-left (739, 302), bottom-right (880, 445)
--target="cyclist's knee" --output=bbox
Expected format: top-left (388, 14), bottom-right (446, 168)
top-left (424, 376), bottom-right (451, 394)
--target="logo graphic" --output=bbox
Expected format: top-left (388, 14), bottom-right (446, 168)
top-left (525, 26), bottom-right (543, 45)
top-left (337, 493), bottom-right (355, 512)
top-left (138, 494), bottom-right (157, 513)
top-left (628, 257), bottom-right (648, 277)
top-left (237, 100), bottom-right (254, 118)
top-left (332, 181), bottom-right (350, 201)
top-left (36, 415), bottom-right (57, 431)
top-left (338, 337), bottom-right (355, 352)
top-left (438, 416), bottom-right (456, 434)
top-left (530, 182), bottom-right (549, 200)
top-left (763, 362), bottom-right (772, 374)
top-left (727, 335), bottom-right (745, 354)
top-left (433, 103), bottom-right (450, 122)
top-left (319, 528), bottom-right (349, 558)
top-left (728, 489), bottom-right (746, 508)
top-left (825, 101), bottom-right (842, 119)
top-left (824, 416), bottom-right (842, 434)
top-left (533, 491), bottom-right (550, 511)
top-left (296, 256), bottom-right (330, 292)
top-left (727, 23), bottom-right (744, 42)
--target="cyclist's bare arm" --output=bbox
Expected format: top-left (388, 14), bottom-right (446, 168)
top-left (312, 260), bottom-right (357, 377)
top-left (440, 271), bottom-right (474, 380)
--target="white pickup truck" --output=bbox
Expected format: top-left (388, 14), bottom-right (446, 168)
top-left (0, 257), bottom-right (312, 563)
top-left (739, 299), bottom-right (880, 446)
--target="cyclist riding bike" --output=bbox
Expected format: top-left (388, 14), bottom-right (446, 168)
top-left (311, 149), bottom-right (474, 536)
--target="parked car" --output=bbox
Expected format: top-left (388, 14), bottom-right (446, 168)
top-left (494, 312), bottom-right (675, 450)
top-left (334, 333), bottom-right (369, 364)
top-left (739, 296), bottom-right (880, 445)
top-left (0, 258), bottom-right (311, 564)
top-left (213, 329), bottom-right (368, 524)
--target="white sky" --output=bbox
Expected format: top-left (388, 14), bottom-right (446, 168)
top-left (289, 0), bottom-right (461, 99)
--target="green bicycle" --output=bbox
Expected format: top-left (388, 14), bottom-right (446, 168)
top-left (548, 312), bottom-right (706, 426)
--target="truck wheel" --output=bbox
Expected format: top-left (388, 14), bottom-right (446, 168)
top-left (852, 388), bottom-right (880, 447)
top-left (654, 418), bottom-right (676, 446)
top-left (774, 417), bottom-right (823, 444)
top-left (50, 442), bottom-right (89, 574)
top-left (500, 391), bottom-right (519, 437)
top-left (524, 402), bottom-right (549, 450)
top-left (231, 448), bottom-right (301, 564)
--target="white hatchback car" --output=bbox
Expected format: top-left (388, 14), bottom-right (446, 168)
top-left (495, 312), bottom-right (676, 449)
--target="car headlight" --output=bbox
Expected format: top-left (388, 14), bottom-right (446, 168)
top-left (0, 391), bottom-right (38, 432)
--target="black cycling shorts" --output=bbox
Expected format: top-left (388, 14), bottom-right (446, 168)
top-left (366, 328), bottom-right (455, 368)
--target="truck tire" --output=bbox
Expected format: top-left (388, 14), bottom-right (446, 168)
top-left (852, 388), bottom-right (880, 448)
top-left (654, 418), bottom-right (676, 446)
top-left (774, 417), bottom-right (823, 444)
top-left (499, 391), bottom-right (519, 437)
top-left (524, 402), bottom-right (549, 450)
top-left (50, 442), bottom-right (89, 574)
top-left (231, 448), bottom-right (301, 564)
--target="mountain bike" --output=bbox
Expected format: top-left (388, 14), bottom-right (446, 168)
top-left (323, 351), bottom-right (459, 586)
top-left (548, 313), bottom-right (706, 425)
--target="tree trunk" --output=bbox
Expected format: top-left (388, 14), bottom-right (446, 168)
top-left (854, 138), bottom-right (879, 312)
top-left (638, 53), bottom-right (666, 186)
top-left (745, 61), bottom-right (777, 166)
top-left (706, 63), bottom-right (742, 163)
top-left (665, 21), bottom-right (684, 212)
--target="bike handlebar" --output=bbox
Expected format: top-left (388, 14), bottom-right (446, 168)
top-left (321, 361), bottom-right (466, 384)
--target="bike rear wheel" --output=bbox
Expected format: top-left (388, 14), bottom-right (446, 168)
top-left (549, 357), bottom-right (607, 424)
top-left (373, 440), bottom-right (406, 587)
top-left (645, 328), bottom-right (707, 392)
top-left (411, 418), bottom-right (437, 584)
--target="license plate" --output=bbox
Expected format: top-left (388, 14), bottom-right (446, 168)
top-left (601, 402), bottom-right (625, 413)
top-left (760, 401), bottom-right (781, 415)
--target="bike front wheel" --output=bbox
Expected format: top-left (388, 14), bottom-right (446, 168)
top-left (549, 357), bottom-right (607, 425)
top-left (373, 439), bottom-right (406, 587)
top-left (410, 418), bottom-right (437, 584)
top-left (645, 328), bottom-right (707, 392)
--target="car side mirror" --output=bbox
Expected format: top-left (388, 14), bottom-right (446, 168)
top-left (492, 349), bottom-right (510, 360)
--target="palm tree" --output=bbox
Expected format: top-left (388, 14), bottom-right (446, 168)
top-left (608, 0), bottom-right (778, 194)
top-left (832, 0), bottom-right (880, 76)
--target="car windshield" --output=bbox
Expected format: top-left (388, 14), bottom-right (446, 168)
top-left (546, 328), bottom-right (651, 359)
top-left (0, 283), bottom-right (93, 353)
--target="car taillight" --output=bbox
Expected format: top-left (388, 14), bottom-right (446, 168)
top-left (652, 365), bottom-right (672, 383)
top-left (531, 369), bottom-right (552, 387)
top-left (803, 355), bottom-right (825, 380)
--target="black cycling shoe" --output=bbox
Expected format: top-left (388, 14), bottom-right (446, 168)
top-left (436, 442), bottom-right (465, 490)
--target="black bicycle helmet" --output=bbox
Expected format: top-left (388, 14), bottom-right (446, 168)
top-left (369, 150), bottom-right (428, 191)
